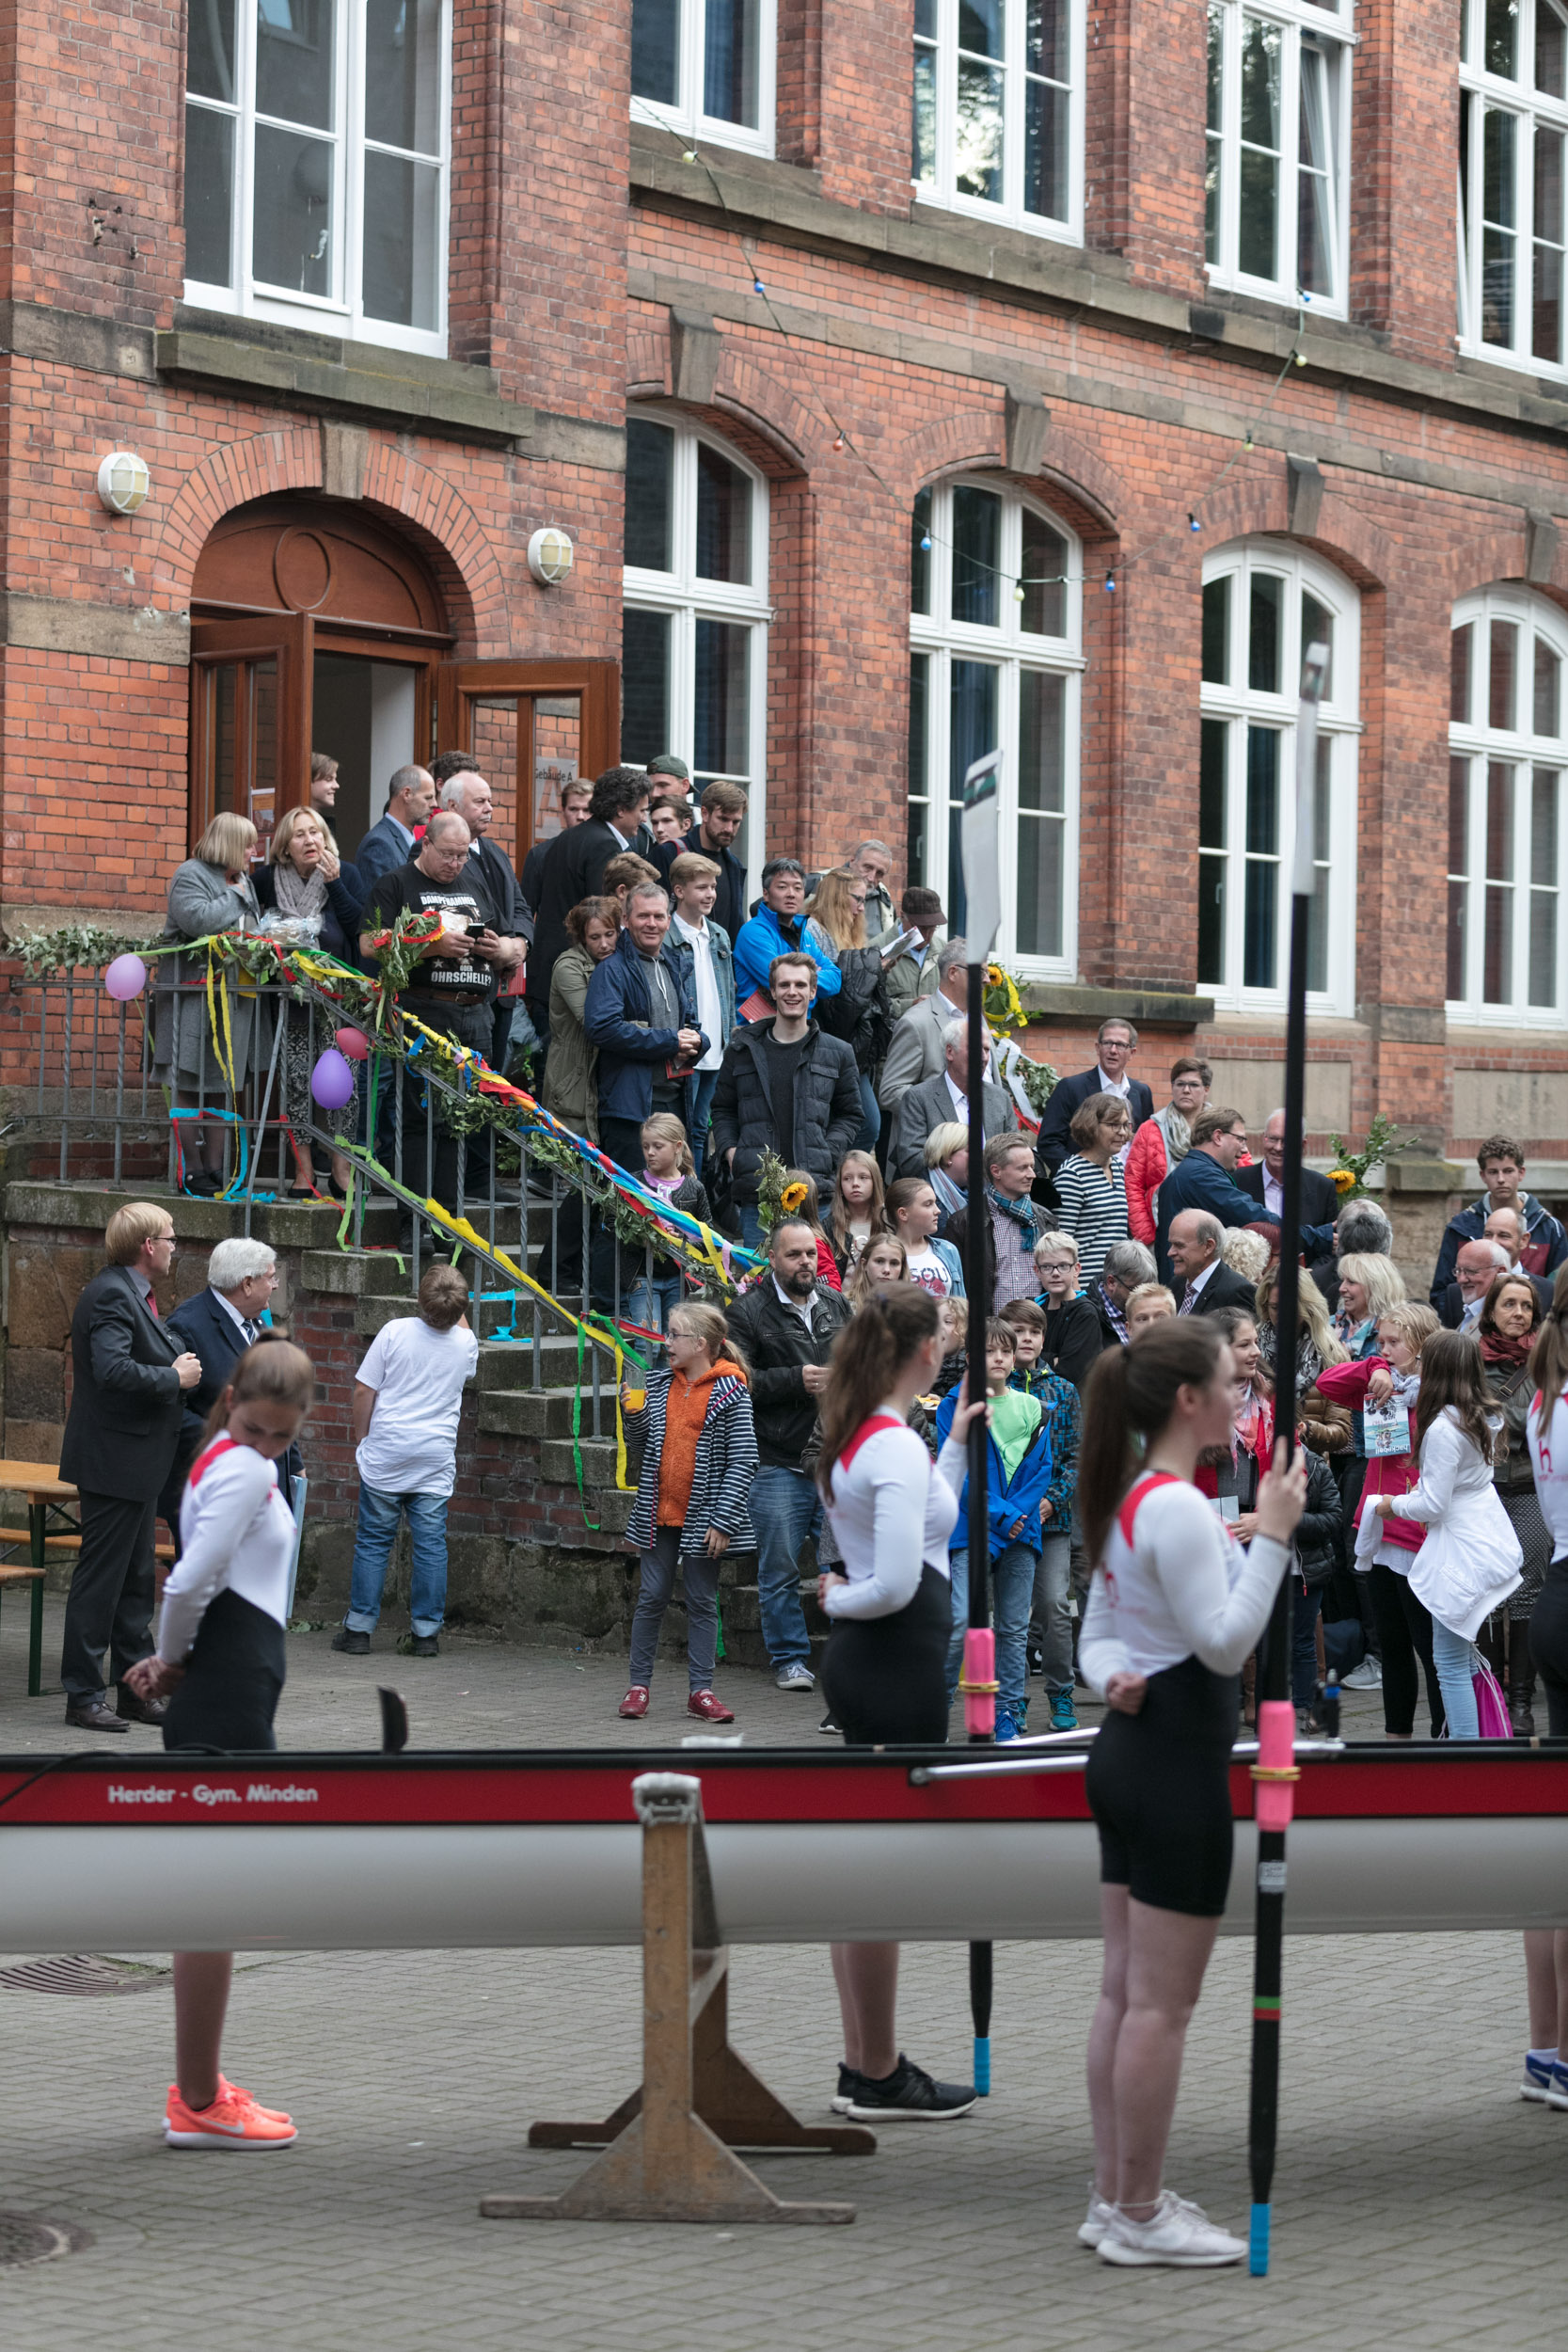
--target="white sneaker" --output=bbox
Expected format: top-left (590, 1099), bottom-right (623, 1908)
top-left (775, 1662), bottom-right (816, 1692)
top-left (1341, 1657), bottom-right (1383, 1691)
top-left (1099, 2191), bottom-right (1245, 2268)
top-left (1522, 2051), bottom-right (1556, 2103)
top-left (1544, 2060), bottom-right (1568, 2112)
top-left (1077, 2191), bottom-right (1116, 2248)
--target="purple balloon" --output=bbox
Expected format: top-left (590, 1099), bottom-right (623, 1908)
top-left (310, 1047), bottom-right (356, 1109)
top-left (103, 953), bottom-right (148, 1001)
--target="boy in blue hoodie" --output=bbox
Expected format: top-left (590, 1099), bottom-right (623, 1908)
top-left (935, 1317), bottom-right (1053, 1742)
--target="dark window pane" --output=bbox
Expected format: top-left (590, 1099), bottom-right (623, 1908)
top-left (621, 609), bottom-right (672, 767)
top-left (1486, 757), bottom-right (1514, 880)
top-left (1483, 108), bottom-right (1517, 345)
top-left (1449, 754), bottom-right (1470, 876)
top-left (959, 0), bottom-right (1004, 60)
top-left (252, 126), bottom-right (334, 296)
top-left (1238, 144), bottom-right (1279, 279)
top-left (1020, 510), bottom-right (1068, 635)
top-left (911, 490), bottom-right (931, 615)
top-left (1026, 0), bottom-right (1066, 78)
top-left (1541, 0), bottom-right (1568, 95)
top-left (956, 56), bottom-right (1004, 200)
top-left (1017, 670), bottom-right (1064, 959)
top-left (1534, 766), bottom-right (1560, 884)
top-left (1024, 77), bottom-right (1069, 220)
top-left (364, 0), bottom-right (439, 152)
top-left (951, 485), bottom-right (1001, 627)
top-left (1198, 852), bottom-right (1227, 984)
top-left (1487, 0), bottom-right (1519, 76)
top-left (184, 104), bottom-right (235, 285)
top-left (1248, 572), bottom-right (1283, 692)
top-left (1018, 670), bottom-right (1065, 811)
top-left (1300, 591), bottom-right (1333, 698)
top-left (1490, 618), bottom-right (1519, 729)
top-left (189, 0), bottom-right (237, 100)
top-left (631, 0), bottom-right (679, 103)
top-left (1016, 805), bottom-right (1064, 958)
top-left (1202, 575), bottom-right (1230, 684)
top-left (1199, 716), bottom-right (1227, 848)
top-left (947, 659), bottom-right (1000, 934)
top-left (908, 654), bottom-right (929, 886)
top-left (693, 619), bottom-right (751, 777)
top-left (1245, 723), bottom-right (1280, 854)
top-left (256, 0), bottom-right (335, 131)
top-left (705, 0), bottom-right (759, 127)
top-left (915, 0), bottom-right (935, 33)
top-left (1243, 856), bottom-right (1276, 988)
top-left (625, 421), bottom-right (673, 571)
top-left (694, 442), bottom-right (752, 583)
top-left (1448, 878), bottom-right (1468, 999)
top-left (1450, 621), bottom-right (1474, 725)
top-left (1307, 733), bottom-right (1330, 993)
top-left (1537, 637), bottom-right (1561, 738)
top-left (1534, 128), bottom-right (1564, 369)
top-left (1484, 883), bottom-right (1513, 1000)
top-left (1530, 886), bottom-right (1557, 1005)
top-left (251, 659), bottom-right (278, 853)
top-left (361, 151), bottom-right (439, 328)
top-left (913, 40), bottom-right (937, 181)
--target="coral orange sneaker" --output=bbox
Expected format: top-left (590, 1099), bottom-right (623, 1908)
top-left (165, 2078), bottom-right (297, 2149)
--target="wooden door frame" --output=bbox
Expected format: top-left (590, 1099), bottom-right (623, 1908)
top-left (189, 613), bottom-right (312, 851)
top-left (436, 658), bottom-right (620, 860)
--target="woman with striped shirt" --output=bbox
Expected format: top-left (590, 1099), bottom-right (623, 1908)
top-left (1052, 1092), bottom-right (1132, 1286)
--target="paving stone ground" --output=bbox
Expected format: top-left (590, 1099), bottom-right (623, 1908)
top-left (0, 1599), bottom-right (1521, 2352)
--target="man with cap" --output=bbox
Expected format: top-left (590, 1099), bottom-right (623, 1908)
top-left (883, 884), bottom-right (947, 1025)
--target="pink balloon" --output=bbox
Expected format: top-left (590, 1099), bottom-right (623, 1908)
top-left (334, 1025), bottom-right (371, 1061)
top-left (310, 1048), bottom-right (356, 1109)
top-left (103, 953), bottom-right (148, 1001)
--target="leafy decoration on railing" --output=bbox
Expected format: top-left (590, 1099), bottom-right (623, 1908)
top-left (7, 923), bottom-right (152, 977)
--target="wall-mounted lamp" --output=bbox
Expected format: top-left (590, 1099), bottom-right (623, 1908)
top-left (528, 526), bottom-right (575, 586)
top-left (96, 451), bottom-right (150, 516)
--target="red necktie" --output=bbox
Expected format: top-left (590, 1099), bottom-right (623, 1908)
top-left (146, 1289), bottom-right (159, 1318)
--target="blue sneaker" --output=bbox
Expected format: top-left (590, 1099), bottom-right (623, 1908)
top-left (1523, 2051), bottom-right (1555, 2103)
top-left (993, 1708), bottom-right (1020, 1743)
top-left (1051, 1688), bottom-right (1080, 1732)
top-left (1544, 2059), bottom-right (1568, 2112)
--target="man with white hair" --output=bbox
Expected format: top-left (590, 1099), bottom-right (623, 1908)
top-left (849, 838), bottom-right (898, 946)
top-left (1439, 1236), bottom-right (1515, 1331)
top-left (160, 1240), bottom-right (296, 1554)
top-left (890, 1016), bottom-right (1017, 1177)
top-left (438, 770), bottom-right (531, 1073)
top-left (878, 937), bottom-right (981, 1114)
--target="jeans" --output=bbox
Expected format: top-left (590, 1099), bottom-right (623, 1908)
top-left (627, 1269), bottom-right (682, 1335)
top-left (1030, 1531), bottom-right (1073, 1695)
top-left (347, 1485), bottom-right (451, 1637)
top-left (1431, 1616), bottom-right (1481, 1739)
top-left (854, 1072), bottom-right (880, 1154)
top-left (593, 1116), bottom-right (649, 1311)
top-left (947, 1543), bottom-right (1037, 1717)
top-left (738, 1201), bottom-right (767, 1250)
top-left (628, 1525), bottom-right (721, 1689)
top-left (686, 1069), bottom-right (721, 1162)
top-left (751, 1465), bottom-right (819, 1669)
top-left (1291, 1580), bottom-right (1324, 1709)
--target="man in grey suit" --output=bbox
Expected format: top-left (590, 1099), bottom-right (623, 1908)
top-left (891, 1019), bottom-right (1017, 1178)
top-left (354, 764), bottom-right (438, 909)
top-left (877, 937), bottom-right (973, 1117)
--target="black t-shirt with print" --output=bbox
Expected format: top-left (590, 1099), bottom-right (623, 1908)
top-left (367, 862), bottom-right (504, 1006)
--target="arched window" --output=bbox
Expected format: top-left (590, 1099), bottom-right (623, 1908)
top-left (1198, 541), bottom-right (1359, 1011)
top-left (1448, 587), bottom-right (1568, 1022)
top-left (621, 414), bottom-right (770, 861)
top-left (907, 477), bottom-right (1083, 974)
top-left (1459, 0), bottom-right (1568, 373)
top-left (1204, 0), bottom-right (1352, 315)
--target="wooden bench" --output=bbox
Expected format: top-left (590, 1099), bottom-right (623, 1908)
top-left (0, 1464), bottom-right (176, 1698)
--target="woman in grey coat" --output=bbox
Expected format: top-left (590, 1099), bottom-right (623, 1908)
top-left (154, 811), bottom-right (272, 1194)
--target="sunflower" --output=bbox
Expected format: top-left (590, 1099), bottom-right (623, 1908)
top-left (780, 1180), bottom-right (809, 1212)
top-left (1327, 1167), bottom-right (1357, 1194)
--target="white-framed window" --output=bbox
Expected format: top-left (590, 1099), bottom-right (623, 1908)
top-left (1204, 0), bottom-right (1351, 315)
top-left (630, 0), bottom-right (776, 156)
top-left (907, 478), bottom-right (1083, 977)
top-left (183, 0), bottom-right (451, 355)
top-left (1198, 541), bottom-right (1359, 1013)
top-left (1447, 587), bottom-right (1568, 1025)
top-left (622, 414), bottom-right (770, 885)
top-left (1458, 0), bottom-right (1568, 373)
top-left (911, 0), bottom-right (1084, 243)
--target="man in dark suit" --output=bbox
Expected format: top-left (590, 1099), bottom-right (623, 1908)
top-left (435, 770), bottom-right (531, 1073)
top-left (59, 1204), bottom-right (201, 1731)
top-left (1035, 1018), bottom-right (1155, 1175)
top-left (353, 765), bottom-right (437, 911)
top-left (652, 780), bottom-right (749, 946)
top-left (889, 1022), bottom-right (1017, 1177)
top-left (1436, 1234), bottom-right (1550, 1328)
top-left (526, 766), bottom-right (653, 1051)
top-left (158, 1239), bottom-right (300, 1551)
top-left (1237, 1108), bottom-right (1339, 1281)
top-left (1167, 1209), bottom-right (1260, 1318)
top-left (520, 777), bottom-right (593, 913)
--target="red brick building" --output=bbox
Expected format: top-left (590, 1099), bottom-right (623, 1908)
top-left (3, 0), bottom-right (1568, 1186)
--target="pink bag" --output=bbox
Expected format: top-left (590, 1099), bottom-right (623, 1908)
top-left (1473, 1659), bottom-right (1513, 1740)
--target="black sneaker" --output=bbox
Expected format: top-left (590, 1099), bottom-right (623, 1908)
top-left (398, 1631), bottom-right (439, 1658)
top-left (845, 2054), bottom-right (977, 2122)
top-left (818, 1709), bottom-right (842, 1737)
top-left (831, 2062), bottom-right (864, 2114)
top-left (1027, 1639), bottom-right (1044, 1677)
top-left (331, 1626), bottom-right (371, 1655)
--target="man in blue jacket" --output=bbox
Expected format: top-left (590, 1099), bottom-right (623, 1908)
top-left (935, 1317), bottom-right (1053, 1741)
top-left (733, 857), bottom-right (844, 1014)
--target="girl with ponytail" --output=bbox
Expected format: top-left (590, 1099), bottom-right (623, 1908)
top-left (1074, 1319), bottom-right (1306, 2271)
top-left (813, 1282), bottom-right (987, 2126)
top-left (1522, 1265), bottom-right (1568, 2105)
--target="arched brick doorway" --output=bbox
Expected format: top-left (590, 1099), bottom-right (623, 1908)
top-left (189, 495), bottom-right (451, 857)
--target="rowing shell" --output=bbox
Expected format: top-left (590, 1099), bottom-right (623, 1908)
top-left (2, 1742), bottom-right (1565, 1952)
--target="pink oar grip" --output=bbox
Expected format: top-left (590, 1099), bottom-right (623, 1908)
top-left (1253, 1697), bottom-right (1299, 1830)
top-left (960, 1627), bottom-right (997, 1740)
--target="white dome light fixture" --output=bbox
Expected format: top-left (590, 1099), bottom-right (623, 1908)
top-left (96, 451), bottom-right (151, 516)
top-left (527, 525), bottom-right (575, 586)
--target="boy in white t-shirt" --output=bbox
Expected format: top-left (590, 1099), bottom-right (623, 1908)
top-left (332, 1263), bottom-right (479, 1659)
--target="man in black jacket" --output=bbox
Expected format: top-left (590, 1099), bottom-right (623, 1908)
top-left (158, 1238), bottom-right (302, 1554)
top-left (1236, 1109), bottom-right (1339, 1282)
top-left (725, 1219), bottom-right (852, 1692)
top-left (710, 952), bottom-right (862, 1249)
top-left (526, 767), bottom-right (653, 1050)
top-left (1168, 1210), bottom-right (1259, 1316)
top-left (1034, 1017), bottom-right (1155, 1174)
top-left (59, 1203), bottom-right (202, 1731)
top-left (653, 780), bottom-right (749, 946)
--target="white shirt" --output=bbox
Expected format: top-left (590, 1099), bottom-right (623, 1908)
top-left (1078, 1475), bottom-right (1289, 1686)
top-left (673, 912), bottom-right (724, 1071)
top-left (904, 1242), bottom-right (956, 1298)
top-left (159, 1437), bottom-right (297, 1662)
top-left (822, 1411), bottom-right (967, 1619)
top-left (1529, 1391), bottom-right (1568, 1562)
top-left (356, 1316), bottom-right (480, 1497)
top-left (772, 1274), bottom-right (817, 1330)
top-left (212, 1287), bottom-right (261, 1343)
top-left (945, 1073), bottom-right (969, 1120)
top-left (1179, 1256), bottom-right (1219, 1311)
top-left (1262, 1167), bottom-right (1284, 1217)
top-left (1460, 1295), bottom-right (1485, 1330)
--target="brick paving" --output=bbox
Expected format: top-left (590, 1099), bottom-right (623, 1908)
top-left (1, 1597), bottom-right (1505, 2352)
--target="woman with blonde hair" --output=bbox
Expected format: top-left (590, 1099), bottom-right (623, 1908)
top-left (803, 866), bottom-right (894, 1152)
top-left (828, 1149), bottom-right (886, 1277)
top-left (154, 812), bottom-right (270, 1195)
top-left (845, 1231), bottom-right (909, 1306)
top-left (1333, 1251), bottom-right (1407, 1356)
top-left (923, 1121), bottom-right (969, 1232)
top-left (253, 805), bottom-right (364, 1196)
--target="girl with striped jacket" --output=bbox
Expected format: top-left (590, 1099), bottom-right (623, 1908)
top-left (618, 1303), bottom-right (757, 1724)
